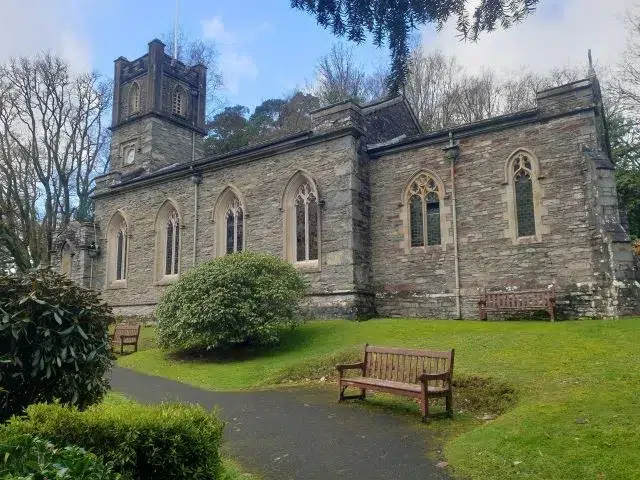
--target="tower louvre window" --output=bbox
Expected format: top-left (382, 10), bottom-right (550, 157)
top-left (172, 86), bottom-right (187, 116)
top-left (128, 82), bottom-right (140, 114)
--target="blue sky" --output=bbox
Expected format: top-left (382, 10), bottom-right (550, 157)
top-left (87, 0), bottom-right (395, 110)
top-left (0, 0), bottom-right (635, 113)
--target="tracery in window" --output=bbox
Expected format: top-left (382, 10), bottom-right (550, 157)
top-left (283, 172), bottom-right (321, 266)
top-left (165, 211), bottom-right (180, 275)
top-left (128, 82), bottom-right (140, 114)
top-left (225, 197), bottom-right (244, 254)
top-left (172, 86), bottom-right (186, 116)
top-left (513, 153), bottom-right (536, 237)
top-left (294, 182), bottom-right (318, 261)
top-left (407, 173), bottom-right (441, 247)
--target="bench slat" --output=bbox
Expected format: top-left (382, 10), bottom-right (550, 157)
top-left (365, 345), bottom-right (452, 358)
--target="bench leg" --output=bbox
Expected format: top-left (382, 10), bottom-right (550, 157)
top-left (420, 387), bottom-right (429, 422)
top-left (120, 343), bottom-right (124, 355)
top-left (446, 390), bottom-right (453, 418)
top-left (338, 384), bottom-right (347, 402)
top-left (359, 388), bottom-right (366, 400)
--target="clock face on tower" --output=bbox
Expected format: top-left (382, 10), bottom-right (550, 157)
top-left (124, 148), bottom-right (135, 166)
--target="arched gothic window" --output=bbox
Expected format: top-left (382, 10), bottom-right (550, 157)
top-left (295, 183), bottom-right (319, 261)
top-left (214, 187), bottom-right (246, 257)
top-left (115, 227), bottom-right (127, 280)
top-left (155, 201), bottom-right (181, 281)
top-left (172, 86), bottom-right (187, 116)
top-left (107, 211), bottom-right (128, 286)
top-left (407, 173), bottom-right (441, 247)
top-left (513, 153), bottom-right (536, 237)
top-left (225, 197), bottom-right (244, 254)
top-left (165, 211), bottom-right (180, 275)
top-left (128, 82), bottom-right (140, 114)
top-left (283, 173), bottom-right (320, 266)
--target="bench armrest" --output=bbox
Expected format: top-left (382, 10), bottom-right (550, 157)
top-left (417, 372), bottom-right (450, 382)
top-left (336, 362), bottom-right (365, 372)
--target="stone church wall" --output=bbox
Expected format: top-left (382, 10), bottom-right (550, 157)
top-left (370, 85), bottom-right (636, 319)
top-left (93, 132), bottom-right (371, 317)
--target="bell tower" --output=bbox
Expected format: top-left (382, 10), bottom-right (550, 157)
top-left (109, 39), bottom-right (207, 175)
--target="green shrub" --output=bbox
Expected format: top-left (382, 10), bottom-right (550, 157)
top-left (0, 269), bottom-right (114, 422)
top-left (0, 433), bottom-right (117, 479)
top-left (157, 252), bottom-right (306, 351)
top-left (2, 402), bottom-right (224, 480)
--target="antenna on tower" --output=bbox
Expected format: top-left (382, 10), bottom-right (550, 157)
top-left (173, 0), bottom-right (180, 62)
top-left (588, 49), bottom-right (595, 76)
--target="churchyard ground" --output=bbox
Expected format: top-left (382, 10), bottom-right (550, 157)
top-left (117, 318), bottom-right (640, 479)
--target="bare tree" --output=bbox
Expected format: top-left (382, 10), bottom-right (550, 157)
top-left (162, 29), bottom-right (224, 118)
top-left (315, 43), bottom-right (371, 105)
top-left (404, 48), bottom-right (461, 130)
top-left (0, 53), bottom-right (110, 270)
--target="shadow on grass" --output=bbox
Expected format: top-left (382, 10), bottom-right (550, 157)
top-left (166, 326), bottom-right (327, 364)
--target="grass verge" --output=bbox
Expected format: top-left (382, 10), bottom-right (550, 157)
top-left (117, 318), bottom-right (640, 479)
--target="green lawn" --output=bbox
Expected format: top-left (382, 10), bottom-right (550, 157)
top-left (117, 318), bottom-right (640, 479)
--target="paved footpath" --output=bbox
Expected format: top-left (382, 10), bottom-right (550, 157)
top-left (111, 367), bottom-right (449, 480)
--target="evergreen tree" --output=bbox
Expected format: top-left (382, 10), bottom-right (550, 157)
top-left (291, 0), bottom-right (539, 93)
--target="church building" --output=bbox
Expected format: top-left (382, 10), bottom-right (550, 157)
top-left (53, 39), bottom-right (640, 319)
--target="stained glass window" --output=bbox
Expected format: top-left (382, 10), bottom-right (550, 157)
top-left (294, 182), bottom-right (319, 262)
top-left (426, 193), bottom-right (441, 246)
top-left (513, 154), bottom-right (536, 237)
top-left (410, 195), bottom-right (424, 247)
top-left (165, 212), bottom-right (179, 275)
top-left (226, 211), bottom-right (235, 254)
top-left (407, 174), bottom-right (441, 247)
top-left (116, 229), bottom-right (127, 280)
top-left (225, 197), bottom-right (243, 254)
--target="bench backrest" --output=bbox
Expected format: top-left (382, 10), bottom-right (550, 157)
top-left (483, 288), bottom-right (554, 310)
top-left (362, 345), bottom-right (454, 388)
top-left (112, 323), bottom-right (140, 343)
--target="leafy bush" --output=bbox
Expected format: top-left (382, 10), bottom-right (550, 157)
top-left (0, 433), bottom-right (117, 479)
top-left (157, 252), bottom-right (306, 351)
top-left (0, 268), bottom-right (114, 422)
top-left (2, 402), bottom-right (224, 480)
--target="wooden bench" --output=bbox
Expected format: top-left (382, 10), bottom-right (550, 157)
top-left (110, 323), bottom-right (141, 354)
top-left (478, 287), bottom-right (556, 321)
top-left (337, 344), bottom-right (454, 421)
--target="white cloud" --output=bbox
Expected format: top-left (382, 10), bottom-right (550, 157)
top-left (425, 0), bottom-right (634, 76)
top-left (202, 16), bottom-right (236, 46)
top-left (220, 52), bottom-right (259, 95)
top-left (0, 0), bottom-right (92, 71)
top-left (201, 16), bottom-right (259, 96)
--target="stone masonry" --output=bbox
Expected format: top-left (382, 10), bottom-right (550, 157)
top-left (53, 41), bottom-right (640, 319)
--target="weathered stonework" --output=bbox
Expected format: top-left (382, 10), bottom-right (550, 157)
top-left (53, 42), bottom-right (640, 319)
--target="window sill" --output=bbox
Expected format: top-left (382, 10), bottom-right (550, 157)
top-left (294, 259), bottom-right (321, 273)
top-left (515, 235), bottom-right (542, 245)
top-left (107, 280), bottom-right (127, 290)
top-left (155, 275), bottom-right (179, 286)
top-left (408, 244), bottom-right (443, 252)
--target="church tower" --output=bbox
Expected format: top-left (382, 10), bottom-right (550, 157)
top-left (109, 39), bottom-right (207, 175)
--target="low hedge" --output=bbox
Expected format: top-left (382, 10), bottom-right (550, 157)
top-left (0, 433), bottom-right (117, 479)
top-left (1, 402), bottom-right (224, 480)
